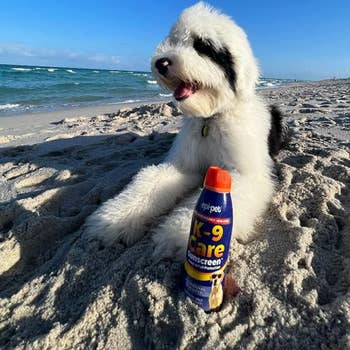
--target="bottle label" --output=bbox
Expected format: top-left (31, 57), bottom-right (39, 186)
top-left (183, 189), bottom-right (233, 311)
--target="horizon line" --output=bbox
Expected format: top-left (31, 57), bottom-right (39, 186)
top-left (0, 61), bottom-right (317, 81)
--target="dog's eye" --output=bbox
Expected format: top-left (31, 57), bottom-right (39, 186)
top-left (193, 37), bottom-right (216, 57)
top-left (192, 36), bottom-right (237, 92)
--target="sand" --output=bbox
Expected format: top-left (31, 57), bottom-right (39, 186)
top-left (0, 79), bottom-right (349, 349)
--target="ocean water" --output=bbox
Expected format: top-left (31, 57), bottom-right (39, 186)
top-left (0, 64), bottom-right (295, 116)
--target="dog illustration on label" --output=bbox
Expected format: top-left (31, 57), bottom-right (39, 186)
top-left (209, 271), bottom-right (224, 310)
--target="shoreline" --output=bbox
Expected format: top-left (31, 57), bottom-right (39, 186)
top-left (0, 75), bottom-right (311, 121)
top-left (0, 78), bottom-right (345, 133)
top-left (1, 78), bottom-right (348, 147)
top-left (0, 98), bottom-right (170, 129)
top-left (1, 77), bottom-right (346, 123)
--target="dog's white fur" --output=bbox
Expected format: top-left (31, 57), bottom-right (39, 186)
top-left (84, 2), bottom-right (275, 260)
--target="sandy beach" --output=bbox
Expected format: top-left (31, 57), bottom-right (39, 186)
top-left (0, 79), bottom-right (349, 349)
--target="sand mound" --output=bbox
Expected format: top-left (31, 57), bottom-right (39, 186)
top-left (0, 82), bottom-right (349, 349)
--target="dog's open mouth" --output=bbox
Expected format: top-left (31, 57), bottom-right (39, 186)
top-left (174, 81), bottom-right (200, 101)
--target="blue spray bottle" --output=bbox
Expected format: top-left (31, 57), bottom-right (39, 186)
top-left (183, 166), bottom-right (233, 312)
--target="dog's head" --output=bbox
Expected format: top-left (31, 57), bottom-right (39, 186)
top-left (211, 271), bottom-right (224, 287)
top-left (152, 2), bottom-right (259, 117)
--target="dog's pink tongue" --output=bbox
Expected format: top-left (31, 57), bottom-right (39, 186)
top-left (174, 82), bottom-right (193, 100)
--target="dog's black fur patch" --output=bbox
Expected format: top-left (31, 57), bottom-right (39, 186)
top-left (193, 37), bottom-right (236, 92)
top-left (268, 105), bottom-right (290, 158)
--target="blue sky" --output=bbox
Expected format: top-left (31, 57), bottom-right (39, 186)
top-left (0, 0), bottom-right (349, 79)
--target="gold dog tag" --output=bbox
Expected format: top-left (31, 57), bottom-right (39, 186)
top-left (201, 124), bottom-right (209, 137)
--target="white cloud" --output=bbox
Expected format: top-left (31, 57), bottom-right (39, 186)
top-left (88, 54), bottom-right (120, 64)
top-left (0, 43), bottom-right (121, 68)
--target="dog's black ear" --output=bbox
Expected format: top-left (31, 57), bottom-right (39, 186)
top-left (268, 105), bottom-right (290, 158)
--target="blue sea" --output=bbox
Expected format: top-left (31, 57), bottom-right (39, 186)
top-left (0, 64), bottom-right (295, 116)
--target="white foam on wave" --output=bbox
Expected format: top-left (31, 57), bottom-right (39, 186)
top-left (133, 73), bottom-right (149, 77)
top-left (66, 69), bottom-right (76, 74)
top-left (159, 93), bottom-right (172, 97)
top-left (0, 103), bottom-right (20, 110)
top-left (74, 82), bottom-right (80, 85)
top-left (147, 80), bottom-right (157, 85)
top-left (109, 70), bottom-right (119, 74)
top-left (12, 67), bottom-right (31, 72)
top-left (47, 68), bottom-right (57, 72)
top-left (93, 70), bottom-right (99, 73)
top-left (257, 79), bottom-right (285, 89)
top-left (120, 99), bottom-right (142, 104)
top-left (107, 99), bottom-right (143, 105)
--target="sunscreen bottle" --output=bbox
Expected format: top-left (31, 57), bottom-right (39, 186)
top-left (183, 166), bottom-right (233, 312)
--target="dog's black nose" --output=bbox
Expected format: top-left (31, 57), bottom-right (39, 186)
top-left (155, 58), bottom-right (171, 76)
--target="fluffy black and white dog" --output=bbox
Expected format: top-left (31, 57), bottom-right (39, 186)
top-left (85, 2), bottom-right (289, 260)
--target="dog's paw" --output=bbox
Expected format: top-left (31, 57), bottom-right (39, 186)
top-left (84, 220), bottom-right (145, 247)
top-left (151, 208), bottom-right (191, 262)
top-left (83, 203), bottom-right (146, 246)
top-left (152, 228), bottom-right (188, 262)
